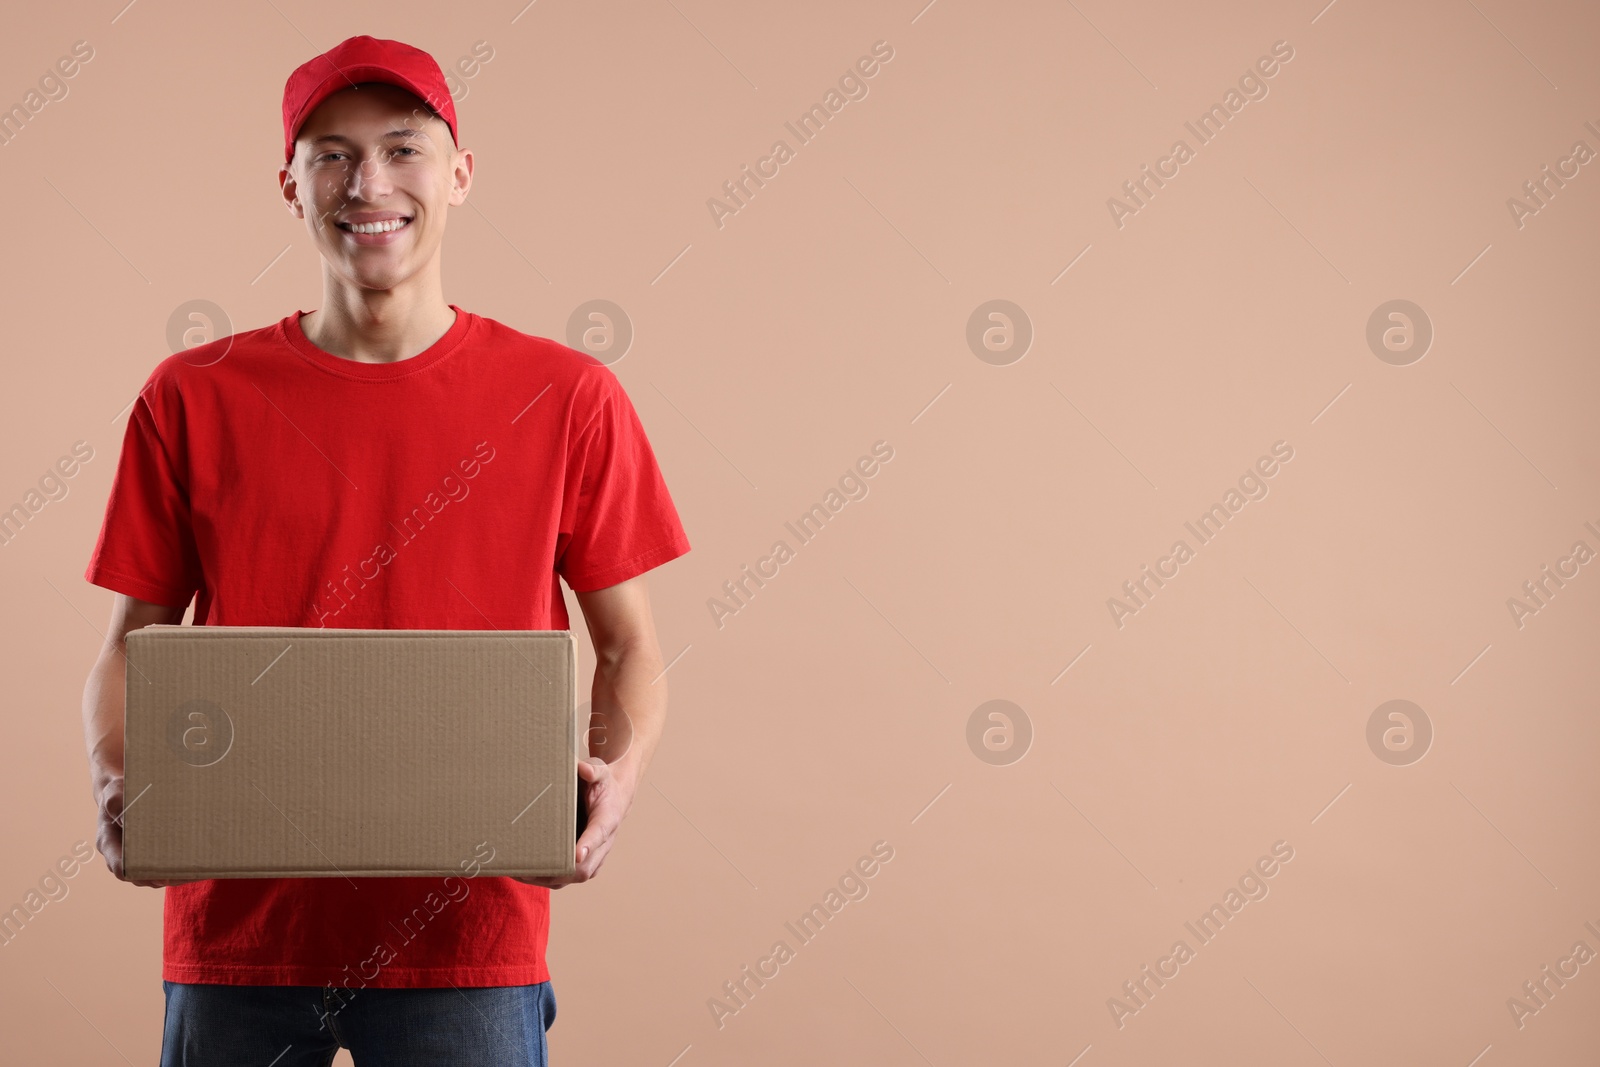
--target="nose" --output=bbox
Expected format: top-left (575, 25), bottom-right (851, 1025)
top-left (345, 153), bottom-right (395, 201)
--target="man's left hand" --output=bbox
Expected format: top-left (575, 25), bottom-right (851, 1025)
top-left (513, 756), bottom-right (633, 889)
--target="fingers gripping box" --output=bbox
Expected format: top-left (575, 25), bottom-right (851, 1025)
top-left (122, 626), bottom-right (580, 881)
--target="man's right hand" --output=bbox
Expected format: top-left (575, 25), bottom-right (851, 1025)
top-left (95, 774), bottom-right (178, 888)
top-left (83, 593), bottom-right (191, 889)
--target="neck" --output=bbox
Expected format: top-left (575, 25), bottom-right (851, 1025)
top-left (300, 285), bottom-right (456, 364)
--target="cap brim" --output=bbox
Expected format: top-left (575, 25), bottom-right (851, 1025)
top-left (286, 65), bottom-right (450, 162)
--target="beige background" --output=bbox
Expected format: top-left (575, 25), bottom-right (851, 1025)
top-left (2, 0), bottom-right (1598, 1063)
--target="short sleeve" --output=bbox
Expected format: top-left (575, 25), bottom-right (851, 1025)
top-left (83, 371), bottom-right (203, 609)
top-left (555, 369), bottom-right (691, 592)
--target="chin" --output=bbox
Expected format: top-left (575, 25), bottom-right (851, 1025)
top-left (341, 269), bottom-right (407, 291)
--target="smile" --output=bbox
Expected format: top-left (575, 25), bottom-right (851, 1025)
top-left (337, 217), bottom-right (412, 234)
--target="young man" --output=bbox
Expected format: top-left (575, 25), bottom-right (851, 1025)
top-left (79, 35), bottom-right (690, 1066)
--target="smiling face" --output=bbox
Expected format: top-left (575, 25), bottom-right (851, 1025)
top-left (280, 82), bottom-right (471, 294)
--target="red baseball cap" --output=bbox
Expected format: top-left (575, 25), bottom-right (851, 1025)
top-left (281, 35), bottom-right (458, 165)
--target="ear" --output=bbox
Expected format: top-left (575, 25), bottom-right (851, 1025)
top-left (279, 162), bottom-right (307, 220)
top-left (448, 146), bottom-right (474, 207)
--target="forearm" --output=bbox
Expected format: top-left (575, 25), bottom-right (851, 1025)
top-left (590, 637), bottom-right (667, 790)
top-left (82, 648), bottom-right (127, 800)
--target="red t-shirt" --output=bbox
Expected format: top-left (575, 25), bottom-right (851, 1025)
top-left (84, 304), bottom-right (691, 987)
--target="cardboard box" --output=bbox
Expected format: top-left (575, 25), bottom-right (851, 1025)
top-left (122, 626), bottom-right (580, 881)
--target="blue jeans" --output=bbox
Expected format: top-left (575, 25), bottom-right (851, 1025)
top-left (159, 980), bottom-right (557, 1066)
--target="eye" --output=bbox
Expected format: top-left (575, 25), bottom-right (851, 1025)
top-left (392, 145), bottom-right (421, 157)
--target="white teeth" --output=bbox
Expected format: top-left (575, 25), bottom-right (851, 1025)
top-left (344, 218), bottom-right (409, 234)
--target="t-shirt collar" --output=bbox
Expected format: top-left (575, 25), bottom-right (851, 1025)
top-left (281, 304), bottom-right (472, 380)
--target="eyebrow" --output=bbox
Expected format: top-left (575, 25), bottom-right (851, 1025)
top-left (308, 128), bottom-right (432, 146)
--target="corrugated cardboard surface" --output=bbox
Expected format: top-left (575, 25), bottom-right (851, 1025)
top-left (123, 626), bottom-right (579, 881)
